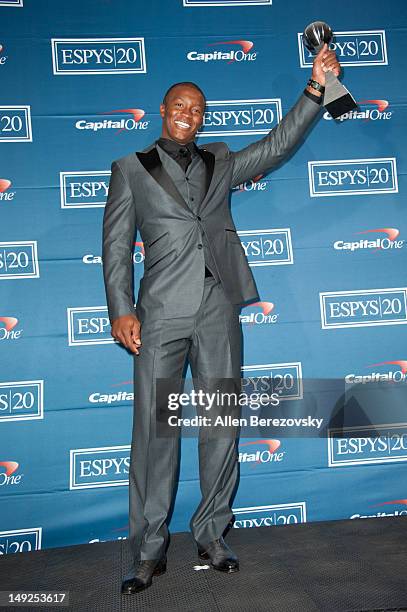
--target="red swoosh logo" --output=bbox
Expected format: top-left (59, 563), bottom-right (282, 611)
top-left (371, 499), bottom-right (407, 507)
top-left (359, 99), bottom-right (389, 112)
top-left (368, 361), bottom-right (407, 375)
top-left (0, 317), bottom-right (18, 331)
top-left (240, 439), bottom-right (281, 454)
top-left (0, 179), bottom-right (11, 193)
top-left (0, 461), bottom-right (19, 476)
top-left (208, 40), bottom-right (254, 63)
top-left (357, 227), bottom-right (399, 242)
top-left (251, 301), bottom-right (274, 315)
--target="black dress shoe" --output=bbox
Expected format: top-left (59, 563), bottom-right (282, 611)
top-left (121, 556), bottom-right (167, 594)
top-left (197, 537), bottom-right (239, 573)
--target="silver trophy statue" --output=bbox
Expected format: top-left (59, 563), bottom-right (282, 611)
top-left (303, 21), bottom-right (357, 119)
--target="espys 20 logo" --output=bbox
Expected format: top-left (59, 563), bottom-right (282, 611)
top-left (70, 445), bottom-right (130, 489)
top-left (308, 158), bottom-right (398, 197)
top-left (0, 106), bottom-right (32, 143)
top-left (51, 38), bottom-right (146, 75)
top-left (319, 288), bottom-right (407, 329)
top-left (232, 502), bottom-right (306, 528)
top-left (0, 0), bottom-right (23, 6)
top-left (328, 424), bottom-right (407, 467)
top-left (199, 99), bottom-right (281, 137)
top-left (0, 241), bottom-right (39, 280)
top-left (0, 380), bottom-right (44, 423)
top-left (0, 529), bottom-right (42, 556)
top-left (60, 171), bottom-right (110, 208)
top-left (298, 30), bottom-right (388, 67)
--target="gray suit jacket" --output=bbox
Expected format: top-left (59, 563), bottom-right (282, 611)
top-left (102, 92), bottom-right (320, 322)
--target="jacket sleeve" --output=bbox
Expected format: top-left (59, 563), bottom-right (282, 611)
top-left (230, 92), bottom-right (321, 188)
top-left (102, 160), bottom-right (137, 323)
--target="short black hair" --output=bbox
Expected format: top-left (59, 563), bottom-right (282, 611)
top-left (162, 81), bottom-right (206, 106)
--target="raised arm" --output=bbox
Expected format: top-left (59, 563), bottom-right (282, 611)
top-left (230, 43), bottom-right (340, 188)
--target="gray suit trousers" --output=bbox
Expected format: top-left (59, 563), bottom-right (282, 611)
top-left (128, 276), bottom-right (242, 563)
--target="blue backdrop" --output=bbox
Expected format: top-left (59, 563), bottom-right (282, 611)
top-left (1, 0), bottom-right (407, 555)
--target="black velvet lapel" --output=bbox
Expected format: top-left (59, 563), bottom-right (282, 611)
top-left (136, 147), bottom-right (189, 211)
top-left (198, 148), bottom-right (215, 198)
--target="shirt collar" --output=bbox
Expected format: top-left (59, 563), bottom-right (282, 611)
top-left (156, 137), bottom-right (199, 158)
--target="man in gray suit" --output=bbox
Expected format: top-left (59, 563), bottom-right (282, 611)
top-left (102, 44), bottom-right (340, 594)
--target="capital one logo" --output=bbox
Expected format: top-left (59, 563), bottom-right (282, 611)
top-left (344, 359), bottom-right (407, 385)
top-left (298, 30), bottom-right (388, 67)
top-left (0, 316), bottom-right (22, 341)
top-left (241, 362), bottom-right (303, 401)
top-left (0, 179), bottom-right (14, 201)
top-left (308, 158), bottom-right (398, 197)
top-left (60, 171), bottom-right (110, 208)
top-left (0, 380), bottom-right (44, 423)
top-left (0, 106), bottom-right (32, 142)
top-left (51, 38), bottom-right (146, 75)
top-left (328, 424), bottom-right (407, 467)
top-left (239, 439), bottom-right (285, 466)
top-left (323, 99), bottom-right (392, 122)
top-left (0, 461), bottom-right (23, 486)
top-left (320, 288), bottom-right (407, 329)
top-left (70, 445), bottom-right (131, 489)
top-left (184, 0), bottom-right (272, 5)
top-left (0, 241), bottom-right (39, 280)
top-left (67, 307), bottom-right (113, 346)
top-left (82, 242), bottom-right (145, 266)
top-left (88, 383), bottom-right (134, 406)
top-left (237, 229), bottom-right (293, 266)
top-left (0, 529), bottom-right (42, 556)
top-left (239, 301), bottom-right (279, 325)
top-left (232, 502), bottom-right (306, 528)
top-left (199, 99), bottom-right (281, 137)
top-left (0, 44), bottom-right (7, 65)
top-left (232, 174), bottom-right (268, 193)
top-left (187, 39), bottom-right (257, 63)
top-left (75, 108), bottom-right (148, 133)
top-left (334, 227), bottom-right (404, 253)
top-left (350, 499), bottom-right (407, 520)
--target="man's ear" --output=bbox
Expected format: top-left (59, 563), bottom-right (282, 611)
top-left (159, 104), bottom-right (165, 119)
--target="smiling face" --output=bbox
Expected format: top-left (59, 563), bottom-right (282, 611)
top-left (159, 84), bottom-right (205, 145)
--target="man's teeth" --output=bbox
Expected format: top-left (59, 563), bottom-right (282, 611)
top-left (175, 121), bottom-right (190, 129)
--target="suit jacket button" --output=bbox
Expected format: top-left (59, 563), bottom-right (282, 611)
top-left (197, 215), bottom-right (201, 221)
top-left (197, 244), bottom-right (203, 249)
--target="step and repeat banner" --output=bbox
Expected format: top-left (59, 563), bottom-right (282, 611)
top-left (1, 0), bottom-right (407, 555)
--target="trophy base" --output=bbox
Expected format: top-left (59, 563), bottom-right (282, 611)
top-left (325, 93), bottom-right (358, 120)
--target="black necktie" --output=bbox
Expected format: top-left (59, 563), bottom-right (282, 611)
top-left (177, 146), bottom-right (192, 172)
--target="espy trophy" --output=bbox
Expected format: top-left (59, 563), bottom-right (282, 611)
top-left (303, 21), bottom-right (358, 119)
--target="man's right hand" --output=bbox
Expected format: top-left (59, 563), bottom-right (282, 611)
top-left (111, 314), bottom-right (142, 355)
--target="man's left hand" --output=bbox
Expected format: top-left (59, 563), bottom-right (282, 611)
top-left (311, 43), bottom-right (341, 86)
